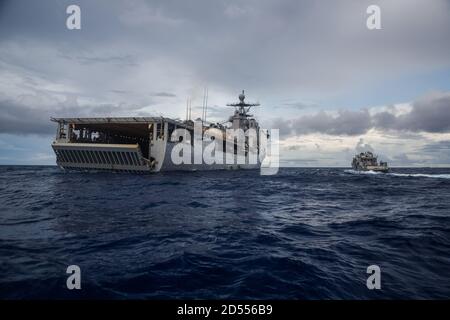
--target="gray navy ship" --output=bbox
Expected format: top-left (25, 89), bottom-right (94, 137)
top-left (351, 151), bottom-right (389, 173)
top-left (50, 91), bottom-right (266, 173)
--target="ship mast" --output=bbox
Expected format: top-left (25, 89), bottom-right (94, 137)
top-left (226, 90), bottom-right (260, 117)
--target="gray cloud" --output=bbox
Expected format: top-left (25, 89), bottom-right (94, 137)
top-left (0, 100), bottom-right (53, 135)
top-left (2, 90), bottom-right (449, 137)
top-left (1, 0), bottom-right (450, 98)
top-left (355, 138), bottom-right (374, 153)
top-left (110, 89), bottom-right (129, 94)
top-left (58, 53), bottom-right (137, 66)
top-left (272, 92), bottom-right (450, 136)
top-left (389, 153), bottom-right (424, 166)
top-left (373, 93), bottom-right (450, 133)
top-left (271, 117), bottom-right (295, 137)
top-left (293, 109), bottom-right (372, 136)
top-left (0, 98), bottom-right (150, 135)
top-left (420, 140), bottom-right (450, 153)
top-left (276, 101), bottom-right (318, 110)
top-left (273, 109), bottom-right (372, 136)
top-left (152, 92), bottom-right (177, 98)
top-left (285, 145), bottom-right (302, 151)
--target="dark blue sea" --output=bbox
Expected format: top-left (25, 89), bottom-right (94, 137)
top-left (1, 166), bottom-right (450, 299)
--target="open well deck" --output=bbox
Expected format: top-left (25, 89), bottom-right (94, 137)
top-left (50, 117), bottom-right (189, 172)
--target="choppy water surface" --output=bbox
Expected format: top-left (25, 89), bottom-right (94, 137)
top-left (1, 166), bottom-right (449, 299)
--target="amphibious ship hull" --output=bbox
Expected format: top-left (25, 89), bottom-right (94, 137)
top-left (51, 91), bottom-right (267, 173)
top-left (52, 141), bottom-right (260, 173)
top-left (51, 117), bottom-right (262, 173)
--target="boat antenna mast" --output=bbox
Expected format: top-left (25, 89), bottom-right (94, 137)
top-left (226, 90), bottom-right (260, 117)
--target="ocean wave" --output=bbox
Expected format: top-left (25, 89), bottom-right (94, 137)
top-left (345, 169), bottom-right (450, 179)
top-left (1, 166), bottom-right (450, 299)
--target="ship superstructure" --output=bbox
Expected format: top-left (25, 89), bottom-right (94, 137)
top-left (51, 91), bottom-right (265, 173)
top-left (351, 151), bottom-right (389, 173)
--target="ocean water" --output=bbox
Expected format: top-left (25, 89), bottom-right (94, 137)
top-left (1, 166), bottom-right (450, 299)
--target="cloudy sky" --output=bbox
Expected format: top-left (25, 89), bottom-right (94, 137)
top-left (1, 0), bottom-right (450, 166)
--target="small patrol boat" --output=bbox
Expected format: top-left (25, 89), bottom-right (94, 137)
top-left (351, 151), bottom-right (389, 173)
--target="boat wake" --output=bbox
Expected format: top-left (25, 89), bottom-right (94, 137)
top-left (344, 169), bottom-right (383, 175)
top-left (388, 173), bottom-right (450, 179)
top-left (345, 169), bottom-right (450, 179)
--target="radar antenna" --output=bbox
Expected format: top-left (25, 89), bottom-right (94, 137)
top-left (226, 90), bottom-right (260, 117)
